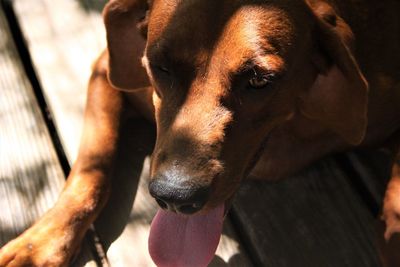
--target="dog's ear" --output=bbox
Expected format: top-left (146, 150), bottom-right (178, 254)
top-left (300, 3), bottom-right (368, 145)
top-left (103, 0), bottom-right (150, 89)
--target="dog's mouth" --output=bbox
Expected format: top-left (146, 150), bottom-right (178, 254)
top-left (148, 180), bottom-right (228, 266)
top-left (148, 132), bottom-right (272, 267)
top-left (148, 177), bottom-right (237, 267)
top-left (148, 203), bottom-right (225, 267)
top-left (148, 186), bottom-right (240, 267)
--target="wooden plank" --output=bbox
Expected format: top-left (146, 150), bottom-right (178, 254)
top-left (345, 150), bottom-right (392, 213)
top-left (12, 0), bottom-right (107, 163)
top-left (12, 0), bottom-right (253, 266)
top-left (0, 5), bottom-right (97, 266)
top-left (232, 157), bottom-right (384, 266)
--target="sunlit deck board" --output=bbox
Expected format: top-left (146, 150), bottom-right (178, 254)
top-left (12, 0), bottom-right (253, 265)
top-left (0, 5), bottom-right (97, 266)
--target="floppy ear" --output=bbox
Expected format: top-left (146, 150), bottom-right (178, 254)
top-left (103, 0), bottom-right (150, 89)
top-left (300, 4), bottom-right (369, 145)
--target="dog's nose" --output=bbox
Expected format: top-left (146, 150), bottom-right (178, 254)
top-left (148, 179), bottom-right (210, 214)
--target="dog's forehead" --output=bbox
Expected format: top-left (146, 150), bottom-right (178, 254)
top-left (146, 0), bottom-right (299, 66)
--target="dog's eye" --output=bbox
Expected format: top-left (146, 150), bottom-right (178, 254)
top-left (158, 66), bottom-right (170, 74)
top-left (248, 73), bottom-right (277, 89)
top-left (151, 64), bottom-right (170, 75)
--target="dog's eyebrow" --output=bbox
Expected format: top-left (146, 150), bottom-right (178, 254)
top-left (236, 59), bottom-right (258, 74)
top-left (237, 54), bottom-right (285, 75)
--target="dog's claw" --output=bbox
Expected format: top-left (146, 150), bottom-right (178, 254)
top-left (383, 211), bottom-right (400, 241)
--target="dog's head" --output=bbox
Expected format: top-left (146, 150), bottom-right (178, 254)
top-left (104, 0), bottom-right (368, 216)
top-left (104, 0), bottom-right (368, 265)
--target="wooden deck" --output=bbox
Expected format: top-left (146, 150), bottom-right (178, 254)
top-left (0, 2), bottom-right (97, 266)
top-left (1, 0), bottom-right (399, 266)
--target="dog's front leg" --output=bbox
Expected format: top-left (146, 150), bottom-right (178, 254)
top-left (0, 56), bottom-right (125, 267)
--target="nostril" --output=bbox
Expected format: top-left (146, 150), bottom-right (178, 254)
top-left (155, 198), bottom-right (168, 210)
top-left (177, 201), bottom-right (205, 215)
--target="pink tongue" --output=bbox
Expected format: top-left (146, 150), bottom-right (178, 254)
top-left (148, 205), bottom-right (224, 267)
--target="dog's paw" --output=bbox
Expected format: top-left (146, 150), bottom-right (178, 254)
top-left (383, 210), bottom-right (400, 241)
top-left (0, 211), bottom-right (79, 267)
top-left (382, 191), bottom-right (400, 241)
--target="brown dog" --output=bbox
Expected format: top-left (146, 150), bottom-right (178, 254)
top-left (1, 0), bottom-right (400, 266)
